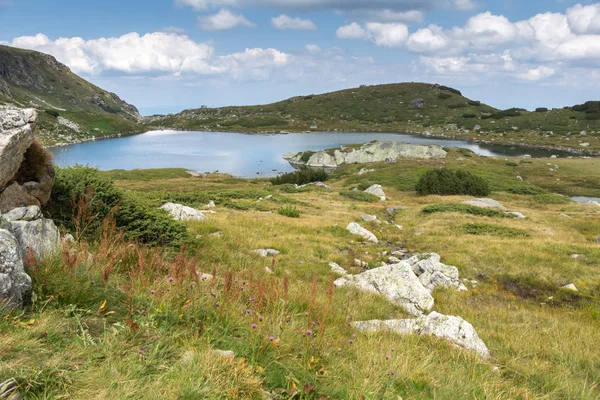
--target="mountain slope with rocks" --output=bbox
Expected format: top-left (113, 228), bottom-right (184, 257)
top-left (0, 45), bottom-right (142, 146)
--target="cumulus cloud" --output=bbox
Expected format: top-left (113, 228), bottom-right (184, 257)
top-left (305, 44), bottom-right (321, 53)
top-left (271, 15), bottom-right (317, 30)
top-left (567, 3), bottom-right (600, 35)
top-left (517, 66), bottom-right (555, 81)
top-left (197, 9), bottom-right (255, 30)
top-left (344, 9), bottom-right (424, 23)
top-left (337, 22), bottom-right (409, 47)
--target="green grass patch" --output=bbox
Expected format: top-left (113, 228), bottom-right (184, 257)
top-left (277, 205), bottom-right (300, 218)
top-left (340, 191), bottom-right (380, 202)
top-left (422, 203), bottom-right (512, 218)
top-left (460, 223), bottom-right (531, 238)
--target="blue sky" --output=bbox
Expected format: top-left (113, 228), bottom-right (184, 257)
top-left (1, 0), bottom-right (599, 115)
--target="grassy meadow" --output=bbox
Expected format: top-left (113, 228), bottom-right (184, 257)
top-left (1, 150), bottom-right (600, 399)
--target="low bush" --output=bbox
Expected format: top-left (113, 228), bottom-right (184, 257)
top-left (462, 113), bottom-right (477, 119)
top-left (532, 193), bottom-right (572, 205)
top-left (535, 108), bottom-right (549, 113)
top-left (438, 85), bottom-right (462, 95)
top-left (460, 223), bottom-right (530, 238)
top-left (438, 93), bottom-right (452, 100)
top-left (505, 161), bottom-right (519, 167)
top-left (340, 191), bottom-right (380, 203)
top-left (356, 182), bottom-right (373, 191)
top-left (44, 110), bottom-right (59, 118)
top-left (448, 103), bottom-right (467, 109)
top-left (278, 205), bottom-right (300, 218)
top-left (506, 186), bottom-right (545, 195)
top-left (415, 168), bottom-right (490, 196)
top-left (468, 100), bottom-right (481, 106)
top-left (48, 166), bottom-right (185, 246)
top-left (300, 151), bottom-right (316, 163)
top-left (270, 169), bottom-right (328, 186)
top-left (421, 203), bottom-right (510, 218)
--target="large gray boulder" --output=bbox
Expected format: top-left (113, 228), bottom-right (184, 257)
top-left (3, 206), bottom-right (61, 262)
top-left (161, 203), bottom-right (207, 221)
top-left (334, 262), bottom-right (435, 316)
top-left (0, 224), bottom-right (32, 309)
top-left (462, 198), bottom-right (506, 210)
top-left (364, 184), bottom-right (386, 201)
top-left (284, 141), bottom-right (447, 169)
top-left (352, 311), bottom-right (489, 358)
top-left (0, 107), bottom-right (36, 190)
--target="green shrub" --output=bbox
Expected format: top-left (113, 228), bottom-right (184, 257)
top-left (44, 109), bottom-right (59, 118)
top-left (585, 113), bottom-right (600, 121)
top-left (421, 203), bottom-right (510, 218)
top-left (532, 193), bottom-right (572, 204)
top-left (356, 182), bottom-right (373, 191)
top-left (505, 161), bottom-right (519, 167)
top-left (300, 151), bottom-right (316, 163)
top-left (270, 169), bottom-right (328, 186)
top-left (415, 168), bottom-right (490, 196)
top-left (462, 113), bottom-right (477, 119)
top-left (48, 166), bottom-right (185, 246)
top-left (535, 108), bottom-right (549, 113)
top-left (506, 186), bottom-right (545, 195)
top-left (448, 103), bottom-right (467, 109)
top-left (278, 206), bottom-right (300, 218)
top-left (468, 100), bottom-right (481, 106)
top-left (438, 85), bottom-right (462, 95)
top-left (460, 223), bottom-right (530, 238)
top-left (438, 93), bottom-right (452, 100)
top-left (340, 191), bottom-right (380, 203)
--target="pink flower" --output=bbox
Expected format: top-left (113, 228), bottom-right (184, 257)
top-left (348, 340), bottom-right (354, 344)
top-left (252, 324), bottom-right (258, 329)
top-left (269, 336), bottom-right (275, 341)
top-left (150, 290), bottom-right (155, 294)
top-left (306, 330), bottom-right (313, 336)
top-left (385, 354), bottom-right (390, 360)
top-left (168, 277), bottom-right (174, 282)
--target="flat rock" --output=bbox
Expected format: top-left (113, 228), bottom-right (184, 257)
top-left (364, 184), bottom-right (386, 201)
top-left (346, 222), bottom-right (378, 243)
top-left (352, 311), bottom-right (489, 358)
top-left (386, 206), bottom-right (404, 216)
top-left (462, 198), bottom-right (507, 210)
top-left (405, 253), bottom-right (465, 292)
top-left (334, 262), bottom-right (434, 316)
top-left (8, 207), bottom-right (60, 261)
top-left (0, 226), bottom-right (32, 309)
top-left (361, 214), bottom-right (380, 223)
top-left (505, 211), bottom-right (526, 219)
top-left (561, 283), bottom-right (578, 292)
top-left (253, 249), bottom-right (280, 257)
top-left (160, 203), bottom-right (207, 221)
top-left (329, 262), bottom-right (348, 275)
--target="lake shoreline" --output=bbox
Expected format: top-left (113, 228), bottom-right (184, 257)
top-left (48, 126), bottom-right (600, 158)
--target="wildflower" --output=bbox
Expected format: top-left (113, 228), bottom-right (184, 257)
top-left (252, 324), bottom-right (258, 329)
top-left (91, 280), bottom-right (95, 285)
top-left (246, 309), bottom-right (252, 314)
top-left (138, 349), bottom-right (143, 354)
top-left (306, 330), bottom-right (313, 336)
top-left (258, 316), bottom-right (263, 322)
top-left (210, 292), bottom-right (216, 297)
top-left (150, 290), bottom-right (155, 294)
top-left (269, 336), bottom-right (275, 341)
top-left (389, 371), bottom-right (396, 376)
top-left (385, 354), bottom-right (390, 360)
top-left (348, 340), bottom-right (354, 344)
top-left (168, 276), bottom-right (174, 282)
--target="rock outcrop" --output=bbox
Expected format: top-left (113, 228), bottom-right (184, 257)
top-left (161, 203), bottom-right (208, 221)
top-left (0, 221), bottom-right (32, 309)
top-left (364, 184), bottom-right (386, 201)
top-left (284, 141), bottom-right (447, 170)
top-left (405, 253), bottom-right (467, 293)
top-left (352, 312), bottom-right (489, 358)
top-left (3, 206), bottom-right (61, 262)
top-left (334, 262), bottom-right (435, 316)
top-left (462, 198), bottom-right (506, 210)
top-left (0, 107), bottom-right (55, 213)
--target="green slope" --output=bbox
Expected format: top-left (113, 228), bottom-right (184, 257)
top-left (148, 83), bottom-right (600, 154)
top-left (0, 45), bottom-right (143, 145)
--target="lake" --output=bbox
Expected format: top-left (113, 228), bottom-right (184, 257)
top-left (50, 130), bottom-right (569, 178)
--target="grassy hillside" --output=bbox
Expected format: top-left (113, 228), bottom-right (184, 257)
top-left (0, 45), bottom-right (143, 146)
top-left (1, 152), bottom-right (599, 398)
top-left (149, 83), bottom-right (600, 154)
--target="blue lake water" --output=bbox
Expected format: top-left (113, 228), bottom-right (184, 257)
top-left (50, 130), bottom-right (569, 178)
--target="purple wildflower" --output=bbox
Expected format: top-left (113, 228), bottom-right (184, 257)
top-left (168, 276), bottom-right (174, 282)
top-left (252, 324), bottom-right (257, 329)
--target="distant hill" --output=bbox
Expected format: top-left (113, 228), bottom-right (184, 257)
top-left (0, 45), bottom-right (142, 145)
top-left (148, 82), bottom-right (600, 154)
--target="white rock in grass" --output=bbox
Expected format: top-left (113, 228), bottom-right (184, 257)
top-left (161, 203), bottom-right (207, 221)
top-left (364, 184), bottom-right (386, 201)
top-left (361, 214), bottom-right (380, 223)
top-left (346, 222), bottom-right (378, 243)
top-left (405, 253), bottom-right (462, 293)
top-left (334, 262), bottom-right (434, 316)
top-left (505, 212), bottom-right (526, 219)
top-left (561, 283), bottom-right (578, 292)
top-left (329, 262), bottom-right (349, 276)
top-left (462, 198), bottom-right (506, 210)
top-left (352, 311), bottom-right (489, 359)
top-left (253, 249), bottom-right (280, 257)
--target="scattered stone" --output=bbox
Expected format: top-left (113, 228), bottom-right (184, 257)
top-left (334, 262), bottom-right (434, 316)
top-left (208, 232), bottom-right (223, 238)
top-left (186, 170), bottom-right (202, 177)
top-left (160, 203), bottom-right (207, 221)
top-left (352, 312), bottom-right (489, 358)
top-left (410, 98), bottom-right (425, 108)
top-left (207, 200), bottom-right (216, 208)
top-left (544, 229), bottom-right (554, 235)
top-left (329, 262), bottom-right (348, 276)
top-left (264, 195), bottom-right (273, 200)
top-left (354, 259), bottom-right (368, 268)
top-left (253, 249), bottom-right (280, 257)
top-left (405, 253), bottom-right (464, 293)
top-left (364, 184), bottom-right (386, 201)
top-left (571, 254), bottom-right (579, 259)
top-left (386, 206), bottom-right (404, 216)
top-left (561, 283), bottom-right (578, 292)
top-left (361, 214), bottom-right (380, 223)
top-left (388, 256), bottom-right (402, 263)
top-left (462, 198), bottom-right (506, 210)
top-left (516, 176), bottom-right (523, 181)
top-left (560, 213), bottom-right (572, 219)
top-left (505, 212), bottom-right (526, 219)
top-left (265, 267), bottom-right (273, 274)
top-left (395, 225), bottom-right (404, 231)
top-left (346, 222), bottom-right (378, 243)
top-left (63, 233), bottom-right (75, 244)
top-left (358, 168), bottom-right (375, 175)
top-left (212, 350), bottom-right (235, 359)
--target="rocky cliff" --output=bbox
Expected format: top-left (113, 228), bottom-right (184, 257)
top-left (284, 141), bottom-right (447, 170)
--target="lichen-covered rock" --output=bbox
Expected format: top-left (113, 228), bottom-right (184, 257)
top-left (253, 249), bottom-right (280, 257)
top-left (284, 141), bottom-right (447, 169)
top-left (360, 214), bottom-right (380, 223)
top-left (364, 184), bottom-right (386, 201)
top-left (346, 222), bottom-right (378, 243)
top-left (0, 225), bottom-right (32, 309)
top-left (352, 311), bottom-right (489, 358)
top-left (334, 262), bottom-right (434, 316)
top-left (4, 206), bottom-right (61, 261)
top-left (329, 262), bottom-right (349, 276)
top-left (0, 107), bottom-right (36, 190)
top-left (161, 203), bottom-right (207, 221)
top-left (405, 253), bottom-right (466, 292)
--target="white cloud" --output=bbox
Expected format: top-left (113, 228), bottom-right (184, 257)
top-left (197, 9), bottom-right (255, 30)
top-left (567, 3), bottom-right (600, 35)
top-left (337, 22), bottom-right (409, 47)
top-left (336, 23), bottom-right (368, 40)
top-left (453, 0), bottom-right (476, 11)
top-left (517, 66), bottom-right (555, 81)
top-left (305, 44), bottom-right (321, 53)
top-left (345, 9), bottom-right (423, 24)
top-left (271, 14), bottom-right (317, 30)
